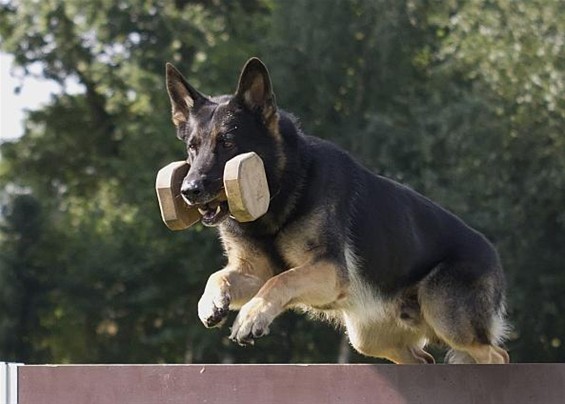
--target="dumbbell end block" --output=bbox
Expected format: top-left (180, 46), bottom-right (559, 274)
top-left (155, 161), bottom-right (201, 230)
top-left (223, 152), bottom-right (270, 222)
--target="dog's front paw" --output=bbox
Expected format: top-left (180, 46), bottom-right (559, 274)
top-left (198, 290), bottom-right (230, 328)
top-left (229, 297), bottom-right (276, 346)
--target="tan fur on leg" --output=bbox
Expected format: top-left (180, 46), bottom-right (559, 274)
top-left (229, 260), bottom-right (347, 344)
top-left (198, 266), bottom-right (267, 328)
top-left (493, 345), bottom-right (510, 364)
top-left (465, 344), bottom-right (508, 364)
top-left (384, 347), bottom-right (435, 364)
top-left (198, 241), bottom-right (275, 328)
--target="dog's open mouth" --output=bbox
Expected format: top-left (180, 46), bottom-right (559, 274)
top-left (197, 200), bottom-right (229, 227)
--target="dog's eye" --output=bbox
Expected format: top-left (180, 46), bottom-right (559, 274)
top-left (188, 143), bottom-right (197, 153)
top-left (222, 139), bottom-right (235, 149)
top-left (220, 133), bottom-right (236, 149)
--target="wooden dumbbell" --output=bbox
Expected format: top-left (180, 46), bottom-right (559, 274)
top-left (155, 152), bottom-right (270, 230)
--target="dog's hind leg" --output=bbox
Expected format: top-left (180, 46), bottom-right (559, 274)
top-left (446, 345), bottom-right (509, 364)
top-left (384, 347), bottom-right (436, 364)
top-left (493, 344), bottom-right (511, 363)
top-left (445, 349), bottom-right (477, 364)
top-left (465, 344), bottom-right (509, 364)
top-left (419, 262), bottom-right (510, 364)
top-left (346, 325), bottom-right (435, 364)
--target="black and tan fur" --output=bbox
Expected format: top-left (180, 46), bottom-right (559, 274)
top-left (165, 58), bottom-right (509, 364)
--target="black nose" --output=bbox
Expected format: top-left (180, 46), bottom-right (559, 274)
top-left (181, 180), bottom-right (203, 201)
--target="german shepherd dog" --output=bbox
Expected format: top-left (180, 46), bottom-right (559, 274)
top-left (165, 58), bottom-right (509, 364)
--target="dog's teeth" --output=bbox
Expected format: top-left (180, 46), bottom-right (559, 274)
top-left (215, 205), bottom-right (221, 215)
top-left (198, 208), bottom-right (207, 215)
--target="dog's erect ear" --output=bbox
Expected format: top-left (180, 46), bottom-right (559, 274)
top-left (166, 63), bottom-right (207, 125)
top-left (235, 58), bottom-right (277, 120)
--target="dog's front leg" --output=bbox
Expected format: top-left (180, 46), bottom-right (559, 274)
top-left (229, 259), bottom-right (347, 345)
top-left (199, 262), bottom-right (273, 328)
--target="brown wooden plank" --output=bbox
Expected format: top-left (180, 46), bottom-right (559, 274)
top-left (18, 364), bottom-right (565, 404)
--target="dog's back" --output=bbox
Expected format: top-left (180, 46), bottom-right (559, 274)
top-left (352, 161), bottom-right (503, 294)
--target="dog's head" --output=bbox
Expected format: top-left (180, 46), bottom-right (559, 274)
top-left (166, 58), bottom-right (278, 226)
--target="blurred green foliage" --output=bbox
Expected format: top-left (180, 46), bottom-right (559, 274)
top-left (1, 0), bottom-right (564, 363)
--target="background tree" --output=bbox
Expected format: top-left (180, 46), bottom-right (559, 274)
top-left (1, 0), bottom-right (564, 363)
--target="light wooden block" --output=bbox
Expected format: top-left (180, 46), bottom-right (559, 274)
top-left (155, 161), bottom-right (201, 230)
top-left (223, 152), bottom-right (270, 222)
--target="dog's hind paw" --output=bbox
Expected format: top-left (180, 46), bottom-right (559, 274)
top-left (229, 297), bottom-right (275, 346)
top-left (198, 291), bottom-right (230, 328)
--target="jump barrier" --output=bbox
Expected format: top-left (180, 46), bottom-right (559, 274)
top-left (3, 362), bottom-right (565, 404)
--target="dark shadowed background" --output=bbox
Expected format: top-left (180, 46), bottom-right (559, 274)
top-left (1, 0), bottom-right (564, 364)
